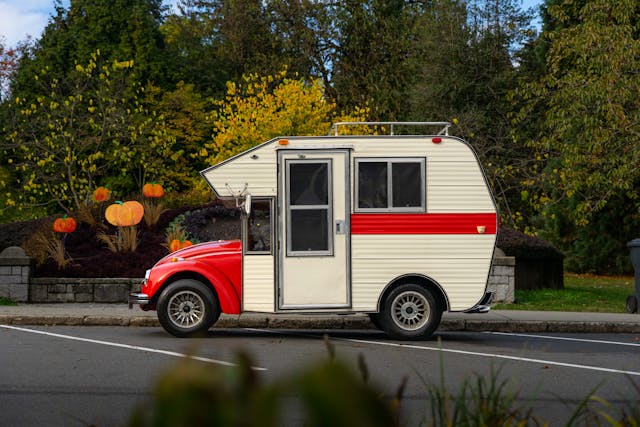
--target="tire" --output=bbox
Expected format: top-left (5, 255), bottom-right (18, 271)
top-left (378, 283), bottom-right (442, 340)
top-left (368, 313), bottom-right (383, 330)
top-left (157, 279), bottom-right (220, 338)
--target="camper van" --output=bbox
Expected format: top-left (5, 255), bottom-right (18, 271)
top-left (129, 122), bottom-right (498, 339)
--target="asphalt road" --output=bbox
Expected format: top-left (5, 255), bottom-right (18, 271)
top-left (1, 325), bottom-right (639, 426)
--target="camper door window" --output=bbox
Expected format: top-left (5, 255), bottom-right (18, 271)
top-left (356, 158), bottom-right (425, 212)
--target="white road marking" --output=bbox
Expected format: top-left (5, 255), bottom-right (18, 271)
top-left (245, 328), bottom-right (640, 377)
top-left (485, 331), bottom-right (640, 347)
top-left (0, 325), bottom-right (267, 371)
top-left (339, 338), bottom-right (640, 377)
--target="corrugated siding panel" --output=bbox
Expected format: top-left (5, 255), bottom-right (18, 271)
top-left (428, 186), bottom-right (495, 212)
top-left (351, 234), bottom-right (496, 311)
top-left (203, 143), bottom-right (278, 197)
top-left (243, 255), bottom-right (275, 312)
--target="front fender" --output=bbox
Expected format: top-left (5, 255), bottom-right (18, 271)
top-left (143, 260), bottom-right (241, 314)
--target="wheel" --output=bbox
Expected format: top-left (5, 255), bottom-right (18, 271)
top-left (626, 295), bottom-right (638, 314)
top-left (157, 279), bottom-right (220, 338)
top-left (379, 283), bottom-right (442, 340)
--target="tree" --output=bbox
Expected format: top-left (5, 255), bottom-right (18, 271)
top-left (163, 0), bottom-right (288, 98)
top-left (205, 70), bottom-right (369, 164)
top-left (515, 0), bottom-right (640, 224)
top-left (144, 81), bottom-right (213, 189)
top-left (331, 0), bottom-right (417, 120)
top-left (5, 52), bottom-right (173, 214)
top-left (511, 0), bottom-right (640, 273)
top-left (11, 0), bottom-right (169, 101)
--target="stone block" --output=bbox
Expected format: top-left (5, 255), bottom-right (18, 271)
top-left (29, 284), bottom-right (49, 302)
top-left (52, 284), bottom-right (67, 294)
top-left (0, 275), bottom-right (21, 285)
top-left (491, 266), bottom-right (513, 277)
top-left (94, 284), bottom-right (129, 302)
top-left (74, 283), bottom-right (93, 294)
top-left (75, 293), bottom-right (93, 303)
top-left (50, 292), bottom-right (74, 303)
top-left (9, 283), bottom-right (28, 302)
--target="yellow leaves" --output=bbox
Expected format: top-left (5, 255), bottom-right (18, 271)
top-left (113, 59), bottom-right (134, 69)
top-left (206, 69), bottom-right (368, 165)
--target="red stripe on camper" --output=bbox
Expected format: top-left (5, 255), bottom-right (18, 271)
top-left (350, 213), bottom-right (497, 235)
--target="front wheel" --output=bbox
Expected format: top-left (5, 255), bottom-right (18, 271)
top-left (157, 279), bottom-right (220, 338)
top-left (379, 284), bottom-right (442, 340)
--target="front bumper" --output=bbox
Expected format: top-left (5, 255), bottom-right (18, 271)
top-left (128, 292), bottom-right (150, 309)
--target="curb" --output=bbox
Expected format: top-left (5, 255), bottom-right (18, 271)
top-left (2, 315), bottom-right (640, 333)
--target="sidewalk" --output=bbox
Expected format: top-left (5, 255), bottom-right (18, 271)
top-left (1, 303), bottom-right (640, 333)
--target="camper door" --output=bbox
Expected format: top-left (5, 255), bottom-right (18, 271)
top-left (278, 150), bottom-right (351, 309)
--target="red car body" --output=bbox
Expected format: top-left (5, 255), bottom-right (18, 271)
top-left (137, 240), bottom-right (243, 314)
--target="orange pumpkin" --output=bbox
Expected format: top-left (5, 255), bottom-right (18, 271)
top-left (169, 239), bottom-right (193, 252)
top-left (53, 215), bottom-right (77, 233)
top-left (92, 186), bottom-right (111, 202)
top-left (105, 201), bottom-right (144, 226)
top-left (142, 182), bottom-right (164, 198)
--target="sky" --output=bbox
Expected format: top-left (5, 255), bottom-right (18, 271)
top-left (0, 0), bottom-right (544, 49)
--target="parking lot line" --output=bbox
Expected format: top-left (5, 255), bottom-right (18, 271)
top-left (485, 331), bottom-right (640, 347)
top-left (338, 337), bottom-right (640, 377)
top-left (0, 325), bottom-right (267, 371)
top-left (244, 328), bottom-right (640, 377)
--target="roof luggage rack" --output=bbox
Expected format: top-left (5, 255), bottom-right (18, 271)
top-left (329, 121), bottom-right (451, 137)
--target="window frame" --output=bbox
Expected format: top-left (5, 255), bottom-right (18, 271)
top-left (354, 157), bottom-right (426, 213)
top-left (285, 159), bottom-right (334, 257)
top-left (243, 197), bottom-right (275, 255)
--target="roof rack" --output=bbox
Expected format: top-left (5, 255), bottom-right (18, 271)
top-left (329, 121), bottom-right (451, 136)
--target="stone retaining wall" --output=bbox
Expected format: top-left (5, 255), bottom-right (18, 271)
top-left (29, 278), bottom-right (142, 303)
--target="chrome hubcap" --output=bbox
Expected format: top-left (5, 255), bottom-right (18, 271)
top-left (391, 290), bottom-right (429, 331)
top-left (168, 290), bottom-right (205, 328)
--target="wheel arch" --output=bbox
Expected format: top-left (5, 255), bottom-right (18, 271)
top-left (151, 270), bottom-right (240, 314)
top-left (377, 274), bottom-right (449, 313)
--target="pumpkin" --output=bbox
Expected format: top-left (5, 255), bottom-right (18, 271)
top-left (105, 201), bottom-right (144, 226)
top-left (142, 182), bottom-right (164, 198)
top-left (169, 239), bottom-right (193, 252)
top-left (93, 186), bottom-right (111, 202)
top-left (53, 215), bottom-right (77, 233)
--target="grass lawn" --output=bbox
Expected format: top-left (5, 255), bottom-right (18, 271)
top-left (494, 273), bottom-right (637, 313)
top-left (0, 297), bottom-right (17, 306)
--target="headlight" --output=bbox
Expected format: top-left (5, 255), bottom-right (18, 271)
top-left (144, 269), bottom-right (151, 282)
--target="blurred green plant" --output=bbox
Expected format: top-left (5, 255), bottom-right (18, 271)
top-left (129, 342), bottom-right (640, 427)
top-left (128, 350), bottom-right (396, 427)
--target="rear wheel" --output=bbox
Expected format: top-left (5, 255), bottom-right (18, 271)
top-left (157, 279), bottom-right (220, 338)
top-left (379, 283), bottom-right (442, 340)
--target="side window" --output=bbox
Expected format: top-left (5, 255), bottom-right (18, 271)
top-left (356, 158), bottom-right (425, 212)
top-left (246, 199), bottom-right (273, 254)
